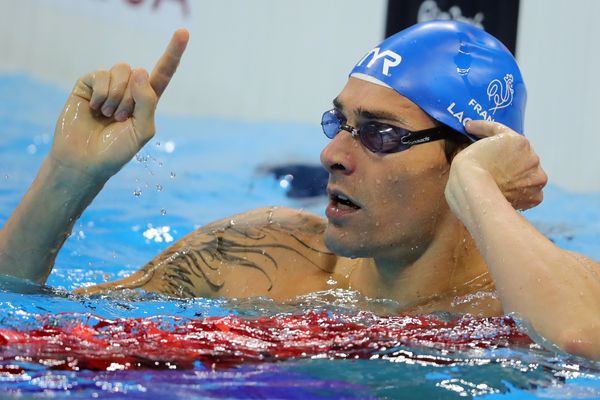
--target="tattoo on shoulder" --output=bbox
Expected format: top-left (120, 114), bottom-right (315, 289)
top-left (129, 213), bottom-right (334, 297)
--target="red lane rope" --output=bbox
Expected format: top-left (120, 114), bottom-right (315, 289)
top-left (0, 312), bottom-right (531, 371)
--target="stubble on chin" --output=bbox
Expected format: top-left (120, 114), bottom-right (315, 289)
top-left (323, 224), bottom-right (370, 259)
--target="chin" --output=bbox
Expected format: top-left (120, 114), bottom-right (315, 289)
top-left (323, 226), bottom-right (372, 258)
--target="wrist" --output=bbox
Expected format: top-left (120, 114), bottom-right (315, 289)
top-left (44, 154), bottom-right (108, 190)
top-left (445, 157), bottom-right (502, 223)
top-left (450, 157), bottom-right (495, 189)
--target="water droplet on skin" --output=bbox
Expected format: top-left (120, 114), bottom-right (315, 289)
top-left (376, 179), bottom-right (381, 184)
top-left (229, 219), bottom-right (236, 226)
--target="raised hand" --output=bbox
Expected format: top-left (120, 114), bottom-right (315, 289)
top-left (449, 120), bottom-right (548, 211)
top-left (50, 28), bottom-right (189, 182)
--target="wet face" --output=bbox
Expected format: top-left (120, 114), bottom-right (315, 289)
top-left (320, 77), bottom-right (453, 263)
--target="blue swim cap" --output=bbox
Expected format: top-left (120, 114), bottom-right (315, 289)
top-left (350, 20), bottom-right (526, 140)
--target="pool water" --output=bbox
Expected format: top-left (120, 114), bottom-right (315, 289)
top-left (0, 74), bottom-right (600, 399)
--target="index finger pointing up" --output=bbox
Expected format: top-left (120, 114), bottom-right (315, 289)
top-left (150, 28), bottom-right (190, 98)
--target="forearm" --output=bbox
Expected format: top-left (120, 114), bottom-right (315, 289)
top-left (0, 155), bottom-right (105, 283)
top-left (447, 160), bottom-right (600, 359)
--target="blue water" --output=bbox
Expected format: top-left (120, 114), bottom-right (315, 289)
top-left (1, 74), bottom-right (600, 399)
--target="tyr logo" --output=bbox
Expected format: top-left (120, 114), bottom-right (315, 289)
top-left (356, 47), bottom-right (402, 77)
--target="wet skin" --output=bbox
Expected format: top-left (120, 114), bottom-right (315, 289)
top-left (322, 77), bottom-right (452, 262)
top-left (2, 29), bottom-right (599, 359)
top-left (82, 78), bottom-right (498, 316)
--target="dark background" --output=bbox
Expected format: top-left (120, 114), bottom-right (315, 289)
top-left (385, 0), bottom-right (520, 54)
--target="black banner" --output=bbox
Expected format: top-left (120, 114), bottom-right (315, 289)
top-left (386, 0), bottom-right (520, 54)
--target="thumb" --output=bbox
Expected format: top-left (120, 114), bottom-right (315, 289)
top-left (130, 68), bottom-right (158, 144)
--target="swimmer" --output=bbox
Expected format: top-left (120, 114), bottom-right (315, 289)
top-left (0, 22), bottom-right (599, 360)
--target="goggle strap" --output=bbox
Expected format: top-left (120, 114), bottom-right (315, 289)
top-left (400, 126), bottom-right (456, 146)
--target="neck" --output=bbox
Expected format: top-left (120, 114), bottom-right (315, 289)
top-left (348, 215), bottom-right (489, 310)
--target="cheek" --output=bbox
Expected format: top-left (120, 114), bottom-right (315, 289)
top-left (366, 160), bottom-right (451, 230)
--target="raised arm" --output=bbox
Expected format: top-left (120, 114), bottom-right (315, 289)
top-left (445, 120), bottom-right (600, 360)
top-left (0, 29), bottom-right (189, 284)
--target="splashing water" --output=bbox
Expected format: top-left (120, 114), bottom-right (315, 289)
top-left (0, 312), bottom-right (531, 371)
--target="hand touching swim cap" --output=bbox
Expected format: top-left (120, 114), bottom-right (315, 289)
top-left (350, 21), bottom-right (526, 140)
top-left (446, 120), bottom-right (547, 214)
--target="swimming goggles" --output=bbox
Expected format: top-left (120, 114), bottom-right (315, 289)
top-left (321, 108), bottom-right (457, 154)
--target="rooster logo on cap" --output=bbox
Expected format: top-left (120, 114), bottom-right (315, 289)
top-left (487, 74), bottom-right (514, 114)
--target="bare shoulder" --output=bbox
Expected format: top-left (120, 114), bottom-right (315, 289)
top-left (566, 250), bottom-right (600, 275)
top-left (77, 207), bottom-right (338, 298)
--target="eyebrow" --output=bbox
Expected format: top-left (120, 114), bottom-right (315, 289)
top-left (332, 97), bottom-right (411, 127)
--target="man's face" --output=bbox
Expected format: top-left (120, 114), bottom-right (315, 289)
top-left (320, 77), bottom-right (453, 262)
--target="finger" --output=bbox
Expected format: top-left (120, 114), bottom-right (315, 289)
top-left (465, 120), bottom-right (515, 139)
top-left (149, 28), bottom-right (189, 98)
top-left (130, 68), bottom-right (158, 144)
top-left (114, 84), bottom-right (134, 122)
top-left (101, 63), bottom-right (132, 117)
top-left (73, 72), bottom-right (93, 101)
top-left (506, 187), bottom-right (543, 211)
top-left (87, 70), bottom-right (110, 111)
top-left (521, 189), bottom-right (544, 209)
top-left (531, 168), bottom-right (549, 190)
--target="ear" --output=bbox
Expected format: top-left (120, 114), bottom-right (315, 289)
top-left (443, 139), bottom-right (471, 163)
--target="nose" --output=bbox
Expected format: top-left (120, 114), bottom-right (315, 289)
top-left (320, 130), bottom-right (358, 175)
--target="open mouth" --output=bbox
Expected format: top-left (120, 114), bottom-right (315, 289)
top-left (330, 192), bottom-right (361, 210)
